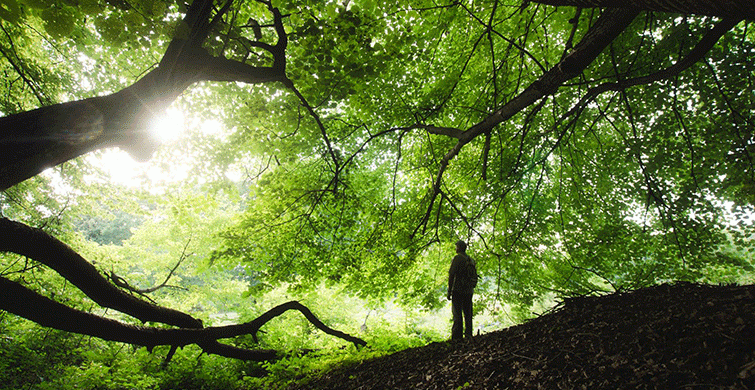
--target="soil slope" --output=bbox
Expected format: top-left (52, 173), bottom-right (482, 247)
top-left (297, 282), bottom-right (755, 389)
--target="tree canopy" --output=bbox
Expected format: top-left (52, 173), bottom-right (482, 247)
top-left (0, 0), bottom-right (754, 364)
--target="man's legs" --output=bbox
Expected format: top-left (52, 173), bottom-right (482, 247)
top-left (451, 293), bottom-right (463, 340)
top-left (462, 293), bottom-right (473, 339)
top-left (451, 292), bottom-right (473, 340)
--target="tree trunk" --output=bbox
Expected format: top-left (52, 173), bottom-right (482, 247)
top-left (0, 1), bottom-right (358, 363)
top-left (0, 70), bottom-right (182, 190)
top-left (0, 1), bottom-right (287, 191)
top-left (531, 0), bottom-right (755, 20)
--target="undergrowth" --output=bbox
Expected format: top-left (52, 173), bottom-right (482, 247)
top-left (0, 315), bottom-right (442, 390)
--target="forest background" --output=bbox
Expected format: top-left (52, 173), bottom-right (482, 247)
top-left (0, 0), bottom-right (754, 388)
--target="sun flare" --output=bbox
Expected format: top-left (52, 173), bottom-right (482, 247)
top-left (151, 108), bottom-right (186, 143)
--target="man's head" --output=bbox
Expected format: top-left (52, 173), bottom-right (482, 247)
top-left (456, 240), bottom-right (467, 253)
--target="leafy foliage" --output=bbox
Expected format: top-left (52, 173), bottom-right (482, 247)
top-left (206, 2), bottom-right (755, 308)
top-left (0, 0), bottom-right (755, 388)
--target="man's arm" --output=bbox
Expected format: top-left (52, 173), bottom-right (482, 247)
top-left (447, 255), bottom-right (460, 300)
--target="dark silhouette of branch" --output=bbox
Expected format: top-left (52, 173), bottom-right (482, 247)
top-left (412, 7), bottom-right (640, 237)
top-left (0, 275), bottom-right (364, 360)
top-left (0, 216), bottom-right (367, 360)
top-left (552, 16), bottom-right (741, 142)
top-left (416, 8), bottom-right (742, 237)
top-left (0, 0), bottom-right (289, 191)
top-left (0, 24), bottom-right (48, 106)
top-left (245, 301), bottom-right (368, 348)
top-left (0, 217), bottom-right (201, 328)
top-left (420, 124), bottom-right (465, 139)
top-left (282, 79), bottom-right (341, 182)
top-left (530, 0), bottom-right (755, 21)
top-left (587, 17), bottom-right (739, 98)
top-left (109, 239), bottom-right (192, 296)
top-left (461, 1), bottom-right (548, 74)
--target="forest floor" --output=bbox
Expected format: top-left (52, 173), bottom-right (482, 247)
top-left (292, 282), bottom-right (755, 389)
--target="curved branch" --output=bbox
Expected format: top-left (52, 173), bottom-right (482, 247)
top-left (0, 29), bottom-right (47, 106)
top-left (605, 17), bottom-right (738, 90)
top-left (556, 16), bottom-right (741, 133)
top-left (430, 10), bottom-right (737, 222)
top-left (414, 7), bottom-right (640, 235)
top-left (0, 1), bottom-right (290, 191)
top-left (0, 217), bottom-right (201, 328)
top-left (0, 216), bottom-right (367, 360)
top-left (0, 276), bottom-right (364, 360)
top-left (461, 7), bottom-right (640, 143)
top-left (108, 240), bottom-right (191, 296)
top-left (242, 301), bottom-right (367, 348)
top-left (282, 78), bottom-right (341, 180)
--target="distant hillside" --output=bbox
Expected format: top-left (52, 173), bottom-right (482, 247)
top-left (293, 282), bottom-right (755, 389)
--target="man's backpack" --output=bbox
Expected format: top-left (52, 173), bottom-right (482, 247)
top-left (458, 254), bottom-right (479, 290)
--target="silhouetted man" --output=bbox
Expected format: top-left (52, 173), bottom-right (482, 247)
top-left (447, 240), bottom-right (477, 340)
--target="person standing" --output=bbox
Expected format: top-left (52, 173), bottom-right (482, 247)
top-left (447, 240), bottom-right (478, 340)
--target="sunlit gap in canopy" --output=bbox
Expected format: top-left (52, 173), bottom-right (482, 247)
top-left (89, 148), bottom-right (191, 190)
top-left (87, 108), bottom-right (236, 190)
top-left (150, 107), bottom-right (186, 143)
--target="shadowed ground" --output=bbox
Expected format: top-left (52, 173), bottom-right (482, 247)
top-left (294, 282), bottom-right (755, 389)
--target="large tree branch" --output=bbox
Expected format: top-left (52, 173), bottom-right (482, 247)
top-left (247, 301), bottom-right (368, 349)
top-left (0, 217), bottom-right (202, 328)
top-left (0, 1), bottom-right (289, 191)
top-left (0, 276), bottom-right (364, 360)
top-left (0, 216), bottom-right (367, 360)
top-left (530, 0), bottom-right (755, 20)
top-left (557, 16), bottom-right (742, 126)
top-left (413, 7), bottom-right (640, 236)
top-left (421, 124), bottom-right (465, 139)
top-left (461, 8), bottom-right (640, 143)
top-left (587, 16), bottom-right (740, 95)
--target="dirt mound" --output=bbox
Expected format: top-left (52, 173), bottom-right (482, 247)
top-left (297, 282), bottom-right (755, 389)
